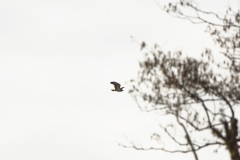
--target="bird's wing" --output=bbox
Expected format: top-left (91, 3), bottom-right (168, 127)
top-left (110, 82), bottom-right (121, 90)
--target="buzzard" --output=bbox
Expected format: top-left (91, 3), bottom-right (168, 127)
top-left (110, 81), bottom-right (124, 92)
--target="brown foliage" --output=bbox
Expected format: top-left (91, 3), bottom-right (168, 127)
top-left (123, 1), bottom-right (240, 160)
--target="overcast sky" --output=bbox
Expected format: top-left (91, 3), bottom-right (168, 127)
top-left (0, 0), bottom-right (237, 160)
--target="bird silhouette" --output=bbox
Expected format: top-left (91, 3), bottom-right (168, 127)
top-left (110, 82), bottom-right (124, 92)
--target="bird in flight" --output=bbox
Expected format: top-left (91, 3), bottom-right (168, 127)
top-left (110, 81), bottom-right (124, 92)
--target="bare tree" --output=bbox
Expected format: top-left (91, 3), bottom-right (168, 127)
top-left (121, 1), bottom-right (240, 160)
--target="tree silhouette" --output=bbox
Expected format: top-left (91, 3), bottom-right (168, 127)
top-left (122, 1), bottom-right (240, 160)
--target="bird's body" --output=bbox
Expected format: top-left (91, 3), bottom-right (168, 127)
top-left (110, 82), bottom-right (124, 92)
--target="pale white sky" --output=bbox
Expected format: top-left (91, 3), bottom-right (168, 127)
top-left (0, 0), bottom-right (237, 159)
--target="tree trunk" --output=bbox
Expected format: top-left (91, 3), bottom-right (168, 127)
top-left (227, 119), bottom-right (240, 160)
top-left (228, 143), bottom-right (240, 160)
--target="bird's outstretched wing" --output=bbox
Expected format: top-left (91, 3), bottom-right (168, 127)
top-left (110, 81), bottom-right (121, 90)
